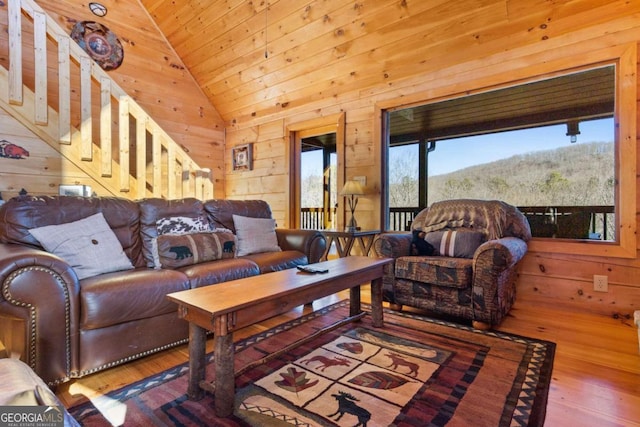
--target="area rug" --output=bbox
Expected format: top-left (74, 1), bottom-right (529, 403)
top-left (69, 301), bottom-right (555, 426)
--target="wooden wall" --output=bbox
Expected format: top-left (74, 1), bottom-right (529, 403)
top-left (218, 2), bottom-right (640, 318)
top-left (0, 109), bottom-right (112, 198)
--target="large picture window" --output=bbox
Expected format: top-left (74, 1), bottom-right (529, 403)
top-left (382, 46), bottom-right (637, 258)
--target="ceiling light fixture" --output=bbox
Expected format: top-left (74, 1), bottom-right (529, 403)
top-left (566, 120), bottom-right (580, 143)
top-left (89, 2), bottom-right (108, 17)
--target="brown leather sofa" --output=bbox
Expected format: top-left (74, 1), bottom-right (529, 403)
top-left (0, 195), bottom-right (326, 385)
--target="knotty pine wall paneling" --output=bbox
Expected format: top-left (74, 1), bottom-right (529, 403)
top-left (0, 109), bottom-right (111, 198)
top-left (218, 1), bottom-right (640, 318)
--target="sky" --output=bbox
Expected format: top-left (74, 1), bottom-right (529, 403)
top-left (393, 117), bottom-right (614, 176)
top-left (301, 117), bottom-right (614, 178)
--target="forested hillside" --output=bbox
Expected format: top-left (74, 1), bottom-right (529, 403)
top-left (390, 141), bottom-right (614, 207)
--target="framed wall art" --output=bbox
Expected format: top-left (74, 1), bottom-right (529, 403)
top-left (232, 143), bottom-right (253, 171)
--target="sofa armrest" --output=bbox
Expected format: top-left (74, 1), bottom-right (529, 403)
top-left (276, 229), bottom-right (327, 264)
top-left (0, 243), bottom-right (80, 385)
top-left (472, 237), bottom-right (528, 325)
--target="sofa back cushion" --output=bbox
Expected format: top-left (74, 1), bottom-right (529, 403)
top-left (0, 195), bottom-right (145, 267)
top-left (204, 200), bottom-right (273, 233)
top-left (138, 198), bottom-right (206, 268)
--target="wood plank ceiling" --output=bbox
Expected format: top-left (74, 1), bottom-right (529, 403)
top-left (138, 0), bottom-right (619, 130)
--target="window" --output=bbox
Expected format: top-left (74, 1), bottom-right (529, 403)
top-left (388, 118), bottom-right (615, 239)
top-left (382, 45), bottom-right (637, 258)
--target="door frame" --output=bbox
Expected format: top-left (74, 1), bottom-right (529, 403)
top-left (285, 113), bottom-right (346, 229)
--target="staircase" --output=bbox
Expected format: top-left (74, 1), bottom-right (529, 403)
top-left (0, 0), bottom-right (213, 200)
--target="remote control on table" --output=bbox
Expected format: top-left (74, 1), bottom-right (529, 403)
top-left (297, 265), bottom-right (329, 274)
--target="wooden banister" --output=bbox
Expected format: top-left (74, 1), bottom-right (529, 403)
top-left (1, 0), bottom-right (213, 200)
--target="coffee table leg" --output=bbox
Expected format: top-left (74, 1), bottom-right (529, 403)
top-left (349, 286), bottom-right (362, 318)
top-left (370, 277), bottom-right (384, 327)
top-left (188, 323), bottom-right (206, 400)
top-left (214, 333), bottom-right (235, 417)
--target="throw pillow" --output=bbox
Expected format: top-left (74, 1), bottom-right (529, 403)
top-left (150, 215), bottom-right (211, 268)
top-left (232, 214), bottom-right (281, 256)
top-left (424, 229), bottom-right (485, 259)
top-left (156, 231), bottom-right (237, 269)
top-left (156, 215), bottom-right (209, 235)
top-left (411, 230), bottom-right (436, 256)
top-left (29, 212), bottom-right (134, 280)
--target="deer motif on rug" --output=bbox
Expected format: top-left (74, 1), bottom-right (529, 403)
top-left (300, 355), bottom-right (351, 372)
top-left (385, 352), bottom-right (419, 377)
top-left (327, 391), bottom-right (371, 427)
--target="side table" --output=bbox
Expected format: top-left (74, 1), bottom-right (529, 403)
top-left (320, 229), bottom-right (380, 260)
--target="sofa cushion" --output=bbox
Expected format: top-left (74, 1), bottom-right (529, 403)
top-left (79, 268), bottom-right (190, 329)
top-left (395, 256), bottom-right (473, 289)
top-left (233, 214), bottom-right (282, 256)
top-left (178, 258), bottom-right (261, 288)
top-left (424, 229), bottom-right (484, 258)
top-left (157, 231), bottom-right (236, 269)
top-left (0, 195), bottom-right (144, 267)
top-left (29, 212), bottom-right (134, 280)
top-left (242, 250), bottom-right (308, 273)
top-left (204, 199), bottom-right (273, 232)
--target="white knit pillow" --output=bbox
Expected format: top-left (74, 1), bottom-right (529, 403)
top-left (29, 212), bottom-right (134, 280)
top-left (232, 215), bottom-right (281, 256)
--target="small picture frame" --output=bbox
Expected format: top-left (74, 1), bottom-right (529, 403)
top-left (232, 143), bottom-right (253, 171)
top-left (59, 184), bottom-right (92, 197)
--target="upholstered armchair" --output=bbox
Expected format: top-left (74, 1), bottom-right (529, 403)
top-left (374, 199), bottom-right (531, 329)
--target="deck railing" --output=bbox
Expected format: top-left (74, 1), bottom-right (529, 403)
top-left (300, 207), bottom-right (336, 230)
top-left (386, 205), bottom-right (615, 240)
top-left (0, 0), bottom-right (213, 199)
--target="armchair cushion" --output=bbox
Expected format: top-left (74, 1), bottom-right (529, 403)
top-left (395, 256), bottom-right (473, 289)
top-left (412, 199), bottom-right (532, 241)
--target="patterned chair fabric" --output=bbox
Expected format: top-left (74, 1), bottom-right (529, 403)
top-left (374, 199), bottom-right (531, 328)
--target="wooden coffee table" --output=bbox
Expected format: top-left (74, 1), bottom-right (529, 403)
top-left (166, 255), bottom-right (392, 417)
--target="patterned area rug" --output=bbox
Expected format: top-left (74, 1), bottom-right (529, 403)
top-left (69, 301), bottom-right (555, 426)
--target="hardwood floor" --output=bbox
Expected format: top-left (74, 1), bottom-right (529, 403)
top-left (55, 288), bottom-right (640, 426)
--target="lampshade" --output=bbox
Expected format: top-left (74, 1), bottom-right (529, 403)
top-left (340, 180), bottom-right (364, 196)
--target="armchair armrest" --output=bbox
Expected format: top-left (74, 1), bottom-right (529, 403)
top-left (275, 229), bottom-right (327, 264)
top-left (472, 237), bottom-right (528, 325)
top-left (373, 232), bottom-right (413, 304)
top-left (373, 232), bottom-right (412, 259)
top-left (0, 243), bottom-right (80, 385)
top-left (473, 237), bottom-right (528, 270)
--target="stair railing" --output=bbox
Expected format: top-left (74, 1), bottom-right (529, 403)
top-left (1, 0), bottom-right (213, 200)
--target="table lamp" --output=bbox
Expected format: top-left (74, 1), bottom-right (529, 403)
top-left (340, 180), bottom-right (364, 232)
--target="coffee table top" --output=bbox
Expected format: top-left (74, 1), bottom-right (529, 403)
top-left (166, 256), bottom-right (391, 318)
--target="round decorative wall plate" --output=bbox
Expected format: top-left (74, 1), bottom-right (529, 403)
top-left (70, 21), bottom-right (124, 71)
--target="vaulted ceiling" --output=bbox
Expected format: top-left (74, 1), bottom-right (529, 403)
top-left (34, 0), bottom-right (624, 140)
top-left (136, 0), bottom-right (593, 124)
